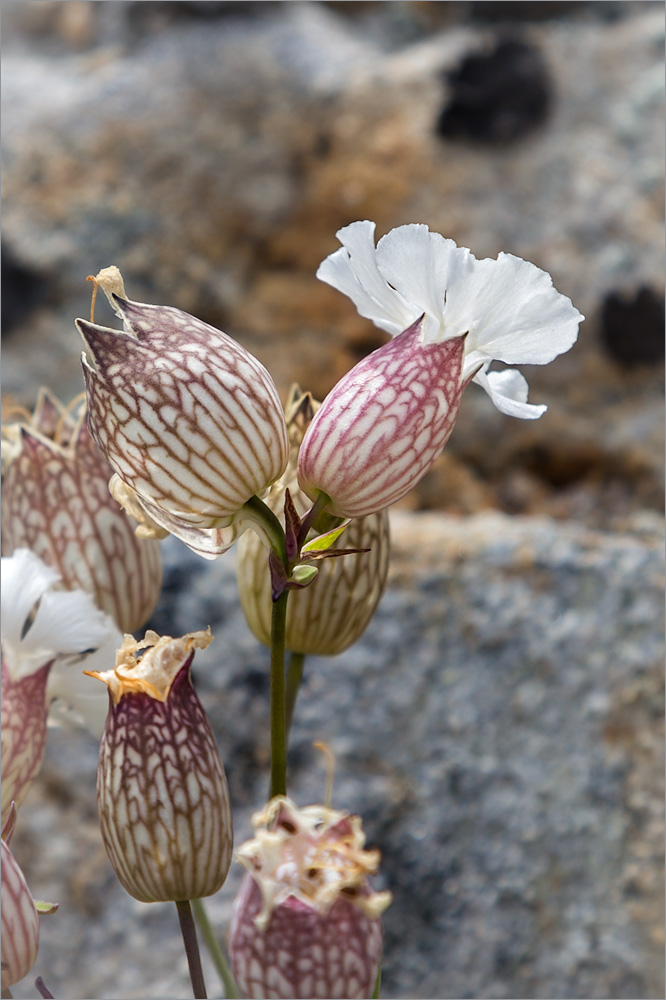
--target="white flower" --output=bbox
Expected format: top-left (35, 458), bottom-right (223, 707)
top-left (317, 220), bottom-right (583, 419)
top-left (1, 549), bottom-right (121, 736)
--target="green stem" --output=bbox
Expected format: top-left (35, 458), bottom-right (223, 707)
top-left (285, 651), bottom-right (306, 735)
top-left (191, 898), bottom-right (240, 999)
top-left (242, 496), bottom-right (293, 798)
top-left (372, 964), bottom-right (382, 999)
top-left (241, 495), bottom-right (287, 562)
top-left (270, 591), bottom-right (289, 797)
top-left (176, 900), bottom-right (207, 999)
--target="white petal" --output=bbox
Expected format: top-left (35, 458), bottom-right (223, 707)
top-left (316, 221), bottom-right (417, 336)
top-left (47, 624), bottom-right (121, 737)
top-left (1, 550), bottom-right (118, 681)
top-left (461, 254), bottom-right (583, 366)
top-left (473, 367), bottom-right (547, 420)
top-left (1, 550), bottom-right (60, 654)
top-left (375, 225), bottom-right (476, 342)
top-left (22, 589), bottom-right (112, 663)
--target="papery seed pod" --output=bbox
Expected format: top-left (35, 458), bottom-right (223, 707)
top-left (229, 797), bottom-right (391, 1000)
top-left (89, 629), bottom-right (232, 903)
top-left (76, 267), bottom-right (289, 559)
top-left (1, 838), bottom-right (40, 993)
top-left (1, 387), bottom-right (162, 633)
top-left (237, 387), bottom-right (389, 655)
top-left (1, 549), bottom-right (120, 824)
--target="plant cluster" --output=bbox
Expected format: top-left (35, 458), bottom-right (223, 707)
top-left (1, 221), bottom-right (582, 1000)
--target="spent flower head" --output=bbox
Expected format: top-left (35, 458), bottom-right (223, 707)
top-left (77, 267), bottom-right (289, 559)
top-left (230, 795), bottom-right (391, 1000)
top-left (298, 221), bottom-right (583, 517)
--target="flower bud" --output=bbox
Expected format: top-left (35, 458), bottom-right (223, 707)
top-left (237, 388), bottom-right (389, 654)
top-left (1, 388), bottom-right (162, 633)
top-left (298, 317), bottom-right (469, 518)
top-left (1, 837), bottom-right (40, 993)
top-left (77, 268), bottom-right (289, 558)
top-left (88, 629), bottom-right (232, 903)
top-left (229, 797), bottom-right (391, 1000)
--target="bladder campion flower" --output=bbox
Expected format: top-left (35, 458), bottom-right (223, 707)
top-left (77, 267), bottom-right (289, 559)
top-left (1, 387), bottom-right (162, 633)
top-left (87, 629), bottom-right (233, 903)
top-left (298, 221), bottom-right (584, 517)
top-left (229, 796), bottom-right (391, 1000)
top-left (237, 386), bottom-right (389, 655)
top-left (1, 549), bottom-right (120, 824)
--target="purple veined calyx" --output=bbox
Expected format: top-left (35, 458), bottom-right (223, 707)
top-left (77, 267), bottom-right (289, 559)
top-left (86, 628), bottom-right (233, 904)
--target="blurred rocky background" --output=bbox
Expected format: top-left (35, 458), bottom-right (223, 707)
top-left (2, 2), bottom-right (664, 999)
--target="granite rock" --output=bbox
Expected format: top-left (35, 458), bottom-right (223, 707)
top-left (10, 510), bottom-right (664, 999)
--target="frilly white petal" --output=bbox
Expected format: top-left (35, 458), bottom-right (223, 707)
top-left (47, 624), bottom-right (121, 737)
top-left (461, 254), bottom-right (583, 366)
top-left (1, 549), bottom-right (119, 684)
top-left (22, 589), bottom-right (113, 661)
top-left (1, 549), bottom-right (60, 654)
top-left (473, 367), bottom-right (547, 419)
top-left (316, 221), bottom-right (417, 337)
top-left (375, 224), bottom-right (476, 341)
top-left (317, 222), bottom-right (583, 423)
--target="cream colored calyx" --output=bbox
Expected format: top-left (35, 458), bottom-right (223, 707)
top-left (86, 628), bottom-right (213, 704)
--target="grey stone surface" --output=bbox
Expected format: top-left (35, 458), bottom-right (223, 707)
top-left (11, 510), bottom-right (664, 1000)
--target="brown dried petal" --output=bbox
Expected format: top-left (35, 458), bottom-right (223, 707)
top-left (230, 797), bottom-right (390, 999)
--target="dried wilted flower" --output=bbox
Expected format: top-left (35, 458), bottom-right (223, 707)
top-left (1, 387), bottom-right (162, 633)
top-left (77, 267), bottom-right (289, 559)
top-left (1, 549), bottom-right (121, 824)
top-left (237, 387), bottom-right (389, 655)
top-left (230, 796), bottom-right (391, 999)
top-left (298, 221), bottom-right (583, 517)
top-left (88, 629), bottom-right (233, 903)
